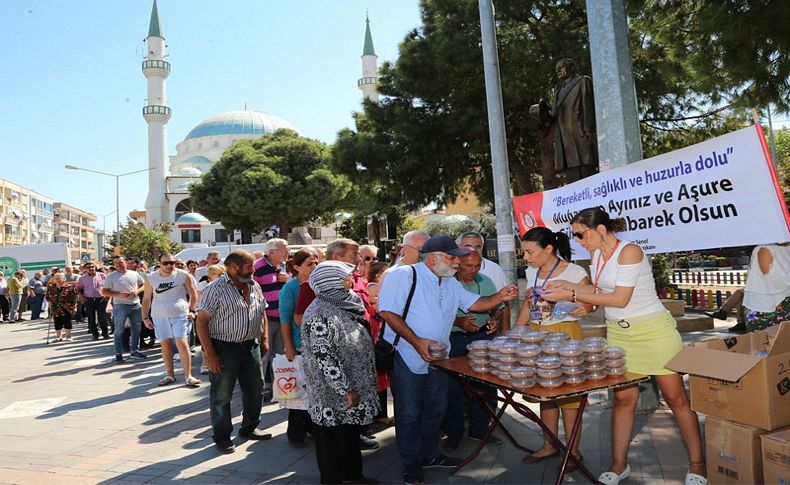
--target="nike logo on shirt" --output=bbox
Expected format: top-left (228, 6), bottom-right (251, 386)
top-left (154, 282), bottom-right (177, 294)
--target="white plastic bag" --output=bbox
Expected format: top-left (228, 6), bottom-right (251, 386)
top-left (272, 354), bottom-right (306, 402)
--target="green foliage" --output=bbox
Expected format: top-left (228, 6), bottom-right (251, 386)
top-left (190, 130), bottom-right (353, 234)
top-left (337, 203), bottom-right (421, 245)
top-left (422, 213), bottom-right (497, 241)
top-left (109, 221), bottom-right (181, 264)
top-left (333, 0), bottom-right (790, 209)
top-left (773, 128), bottom-right (790, 192)
top-left (650, 253), bottom-right (674, 290)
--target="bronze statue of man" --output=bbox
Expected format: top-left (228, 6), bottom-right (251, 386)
top-left (532, 58), bottom-right (599, 184)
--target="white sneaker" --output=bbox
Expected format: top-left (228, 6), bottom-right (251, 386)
top-left (65, 337), bottom-right (73, 342)
top-left (200, 365), bottom-right (209, 374)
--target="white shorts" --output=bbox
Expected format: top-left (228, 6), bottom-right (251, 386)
top-left (152, 315), bottom-right (191, 341)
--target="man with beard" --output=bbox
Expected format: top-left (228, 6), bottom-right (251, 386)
top-left (379, 236), bottom-right (519, 485)
top-left (196, 250), bottom-right (273, 454)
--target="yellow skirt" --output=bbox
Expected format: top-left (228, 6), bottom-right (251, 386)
top-left (605, 310), bottom-right (682, 376)
top-left (529, 321), bottom-right (583, 409)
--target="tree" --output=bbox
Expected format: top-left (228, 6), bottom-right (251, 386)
top-left (334, 0), bottom-right (790, 208)
top-left (190, 129), bottom-right (354, 235)
top-left (107, 221), bottom-right (181, 264)
top-left (773, 127), bottom-right (790, 192)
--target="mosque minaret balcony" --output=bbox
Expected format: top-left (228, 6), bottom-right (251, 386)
top-left (142, 59), bottom-right (171, 78)
top-left (143, 104), bottom-right (171, 122)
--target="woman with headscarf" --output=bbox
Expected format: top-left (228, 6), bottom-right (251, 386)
top-left (301, 261), bottom-right (379, 484)
top-left (46, 273), bottom-right (79, 342)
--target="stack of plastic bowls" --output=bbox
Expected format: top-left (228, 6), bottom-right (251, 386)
top-left (467, 340), bottom-right (490, 373)
top-left (559, 341), bottom-right (587, 385)
top-left (429, 342), bottom-right (448, 359)
top-left (583, 337), bottom-right (608, 380)
top-left (604, 346), bottom-right (628, 376)
top-left (536, 355), bottom-right (564, 387)
top-left (509, 365), bottom-right (537, 388)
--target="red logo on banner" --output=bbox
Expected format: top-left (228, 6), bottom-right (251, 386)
top-left (512, 193), bottom-right (546, 237)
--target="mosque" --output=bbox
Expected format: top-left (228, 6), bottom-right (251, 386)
top-left (139, 0), bottom-right (379, 247)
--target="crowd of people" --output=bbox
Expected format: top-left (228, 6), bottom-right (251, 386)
top-left (6, 210), bottom-right (790, 485)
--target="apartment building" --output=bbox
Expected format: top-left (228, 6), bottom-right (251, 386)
top-left (53, 203), bottom-right (97, 262)
top-left (1, 179), bottom-right (32, 246)
top-left (29, 192), bottom-right (55, 245)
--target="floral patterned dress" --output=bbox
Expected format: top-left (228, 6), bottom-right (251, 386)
top-left (745, 296), bottom-right (790, 332)
top-left (301, 297), bottom-right (379, 427)
top-left (46, 284), bottom-right (78, 318)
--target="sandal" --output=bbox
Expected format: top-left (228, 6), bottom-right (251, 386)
top-left (158, 375), bottom-right (176, 386)
top-left (598, 464), bottom-right (630, 485)
top-left (185, 377), bottom-right (202, 387)
top-left (686, 462), bottom-right (707, 485)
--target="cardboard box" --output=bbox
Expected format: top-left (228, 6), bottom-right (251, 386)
top-left (705, 416), bottom-right (767, 484)
top-left (761, 427), bottom-right (790, 484)
top-left (666, 322), bottom-right (790, 430)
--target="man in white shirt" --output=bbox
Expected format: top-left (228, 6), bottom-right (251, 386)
top-left (379, 236), bottom-right (519, 485)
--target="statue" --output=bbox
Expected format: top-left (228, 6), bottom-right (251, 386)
top-left (531, 58), bottom-right (599, 183)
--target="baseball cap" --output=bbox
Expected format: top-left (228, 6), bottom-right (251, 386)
top-left (419, 236), bottom-right (473, 257)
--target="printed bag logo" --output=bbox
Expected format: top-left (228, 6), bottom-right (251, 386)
top-left (723, 337), bottom-right (738, 349)
top-left (277, 376), bottom-right (297, 394)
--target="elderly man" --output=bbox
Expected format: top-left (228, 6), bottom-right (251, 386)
top-left (102, 256), bottom-right (146, 363)
top-left (395, 230), bottom-right (431, 267)
top-left (196, 251), bottom-right (221, 281)
top-left (76, 263), bottom-right (109, 340)
top-left (379, 236), bottom-right (519, 485)
top-left (456, 232), bottom-right (508, 291)
top-left (253, 238), bottom-right (289, 403)
top-left (196, 250), bottom-right (273, 454)
top-left (443, 251), bottom-right (504, 451)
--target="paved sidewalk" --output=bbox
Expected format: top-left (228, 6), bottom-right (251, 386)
top-left (0, 313), bottom-right (735, 484)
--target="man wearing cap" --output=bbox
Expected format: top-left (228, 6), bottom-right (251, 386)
top-left (378, 236), bottom-right (519, 485)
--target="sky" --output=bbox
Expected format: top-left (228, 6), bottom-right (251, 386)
top-left (1, 0), bottom-right (422, 228)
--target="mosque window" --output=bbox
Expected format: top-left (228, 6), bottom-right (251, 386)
top-left (175, 198), bottom-right (193, 220)
top-left (181, 230), bottom-right (201, 243)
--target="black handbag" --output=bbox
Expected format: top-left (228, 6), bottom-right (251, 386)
top-left (374, 266), bottom-right (417, 371)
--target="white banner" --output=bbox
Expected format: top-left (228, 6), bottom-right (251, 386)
top-left (512, 125), bottom-right (790, 256)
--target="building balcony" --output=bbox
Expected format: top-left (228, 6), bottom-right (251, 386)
top-left (142, 59), bottom-right (171, 78)
top-left (143, 104), bottom-right (171, 123)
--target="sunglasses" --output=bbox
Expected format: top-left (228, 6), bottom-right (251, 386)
top-left (572, 228), bottom-right (592, 239)
top-left (363, 256), bottom-right (378, 262)
top-left (161, 261), bottom-right (176, 266)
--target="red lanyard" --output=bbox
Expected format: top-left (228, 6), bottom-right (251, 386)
top-left (593, 239), bottom-right (620, 289)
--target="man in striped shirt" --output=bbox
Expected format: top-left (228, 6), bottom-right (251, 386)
top-left (253, 238), bottom-right (289, 402)
top-left (196, 250), bottom-right (273, 454)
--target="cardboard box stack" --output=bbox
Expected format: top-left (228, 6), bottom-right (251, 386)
top-left (667, 322), bottom-right (790, 484)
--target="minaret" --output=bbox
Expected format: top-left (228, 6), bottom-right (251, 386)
top-left (358, 14), bottom-right (379, 103)
top-left (142, 0), bottom-right (171, 226)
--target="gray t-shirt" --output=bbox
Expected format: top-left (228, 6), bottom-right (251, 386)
top-left (30, 279), bottom-right (46, 295)
top-left (103, 270), bottom-right (144, 305)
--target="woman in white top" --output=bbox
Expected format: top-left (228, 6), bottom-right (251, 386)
top-left (515, 227), bottom-right (590, 471)
top-left (542, 208), bottom-right (705, 485)
top-left (743, 244), bottom-right (790, 331)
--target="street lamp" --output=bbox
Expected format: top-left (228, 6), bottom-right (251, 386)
top-left (64, 164), bottom-right (155, 236)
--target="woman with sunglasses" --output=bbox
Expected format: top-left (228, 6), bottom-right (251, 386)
top-left (515, 227), bottom-right (590, 471)
top-left (542, 207), bottom-right (705, 485)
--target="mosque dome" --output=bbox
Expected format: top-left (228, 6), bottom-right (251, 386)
top-left (175, 212), bottom-right (209, 224)
top-left (184, 110), bottom-right (299, 141)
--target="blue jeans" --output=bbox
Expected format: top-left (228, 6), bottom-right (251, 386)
top-left (30, 294), bottom-right (45, 320)
top-left (113, 303), bottom-right (142, 355)
top-left (391, 352), bottom-right (448, 465)
top-left (208, 339), bottom-right (263, 442)
top-left (445, 331), bottom-right (495, 442)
